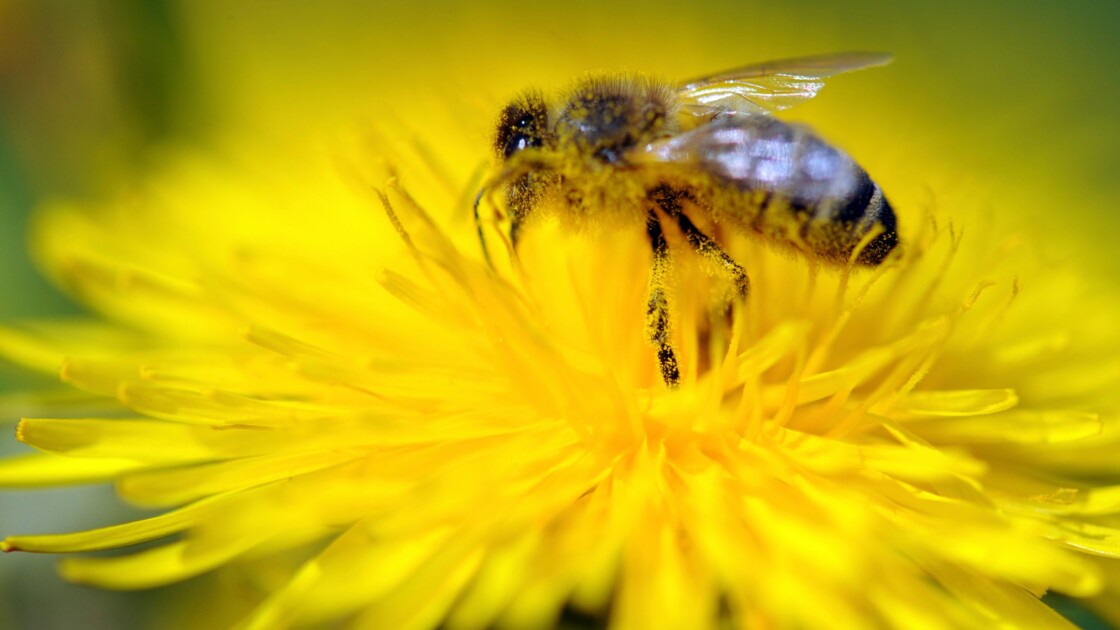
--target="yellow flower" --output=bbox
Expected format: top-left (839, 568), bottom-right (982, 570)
top-left (2, 4), bottom-right (1120, 626)
top-left (1, 112), bottom-right (1119, 630)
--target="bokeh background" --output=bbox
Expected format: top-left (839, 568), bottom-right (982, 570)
top-left (1, 1), bottom-right (1117, 628)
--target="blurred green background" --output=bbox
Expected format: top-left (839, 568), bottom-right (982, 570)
top-left (1, 1), bottom-right (1118, 628)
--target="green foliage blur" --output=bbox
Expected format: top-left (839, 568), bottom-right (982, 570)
top-left (0, 0), bottom-right (199, 339)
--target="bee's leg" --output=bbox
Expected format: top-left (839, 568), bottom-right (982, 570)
top-left (505, 171), bottom-right (552, 255)
top-left (509, 215), bottom-right (524, 252)
top-left (475, 165), bottom-right (540, 267)
top-left (472, 187), bottom-right (495, 269)
top-left (645, 210), bottom-right (681, 387)
top-left (651, 186), bottom-right (750, 300)
top-left (675, 211), bottom-right (750, 299)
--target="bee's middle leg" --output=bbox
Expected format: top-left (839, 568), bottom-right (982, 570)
top-left (651, 185), bottom-right (750, 301)
top-left (645, 210), bottom-right (681, 388)
top-left (676, 210), bottom-right (750, 303)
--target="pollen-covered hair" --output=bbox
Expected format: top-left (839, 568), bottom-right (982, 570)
top-left (553, 74), bottom-right (679, 163)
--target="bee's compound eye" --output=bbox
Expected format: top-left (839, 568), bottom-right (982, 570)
top-left (502, 125), bottom-right (540, 158)
top-left (494, 95), bottom-right (548, 160)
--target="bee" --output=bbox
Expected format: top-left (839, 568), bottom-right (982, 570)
top-left (475, 52), bottom-right (899, 387)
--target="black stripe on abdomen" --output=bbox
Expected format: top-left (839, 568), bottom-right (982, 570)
top-left (833, 170), bottom-right (876, 224)
top-left (855, 187), bottom-right (899, 266)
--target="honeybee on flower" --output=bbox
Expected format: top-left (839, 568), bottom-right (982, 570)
top-left (0, 30), bottom-right (1118, 630)
top-left (477, 53), bottom-right (898, 386)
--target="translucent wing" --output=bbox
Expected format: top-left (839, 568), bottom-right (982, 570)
top-left (679, 52), bottom-right (892, 117)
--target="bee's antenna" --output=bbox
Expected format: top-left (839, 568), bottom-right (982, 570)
top-left (473, 186), bottom-right (495, 270)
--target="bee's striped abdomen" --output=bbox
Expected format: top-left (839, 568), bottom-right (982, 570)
top-left (654, 116), bottom-right (898, 265)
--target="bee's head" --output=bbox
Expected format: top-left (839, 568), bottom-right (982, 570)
top-left (494, 92), bottom-right (550, 161)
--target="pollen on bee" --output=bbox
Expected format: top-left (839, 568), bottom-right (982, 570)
top-left (482, 57), bottom-right (899, 386)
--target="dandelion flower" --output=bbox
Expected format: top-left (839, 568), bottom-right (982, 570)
top-left (2, 119), bottom-right (1120, 630)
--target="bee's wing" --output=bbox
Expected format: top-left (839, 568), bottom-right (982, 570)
top-left (679, 52), bottom-right (892, 117)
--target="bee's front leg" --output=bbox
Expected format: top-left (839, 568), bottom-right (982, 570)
top-left (645, 210), bottom-right (681, 388)
top-left (472, 187), bottom-right (495, 269)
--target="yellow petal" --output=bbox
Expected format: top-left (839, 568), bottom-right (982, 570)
top-left (117, 449), bottom-right (362, 508)
top-left (893, 388), bottom-right (1019, 418)
top-left (1, 493), bottom-right (224, 553)
top-left (18, 417), bottom-right (226, 462)
top-left (1048, 520), bottom-right (1120, 559)
top-left (0, 453), bottom-right (145, 487)
top-left (914, 410), bottom-right (1102, 445)
top-left (59, 535), bottom-right (265, 590)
